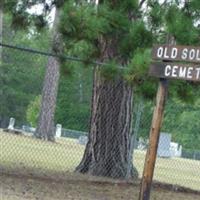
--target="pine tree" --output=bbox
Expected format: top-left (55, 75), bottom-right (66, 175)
top-left (0, 1), bottom-right (3, 60)
top-left (3, 0), bottom-right (200, 178)
top-left (59, 0), bottom-right (200, 179)
top-left (2, 0), bottom-right (64, 141)
top-left (35, 7), bottom-right (62, 141)
top-left (59, 0), bottom-right (152, 178)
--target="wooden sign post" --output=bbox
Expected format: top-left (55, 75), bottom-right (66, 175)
top-left (139, 45), bottom-right (200, 200)
top-left (138, 78), bottom-right (168, 200)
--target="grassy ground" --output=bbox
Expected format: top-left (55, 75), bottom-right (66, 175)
top-left (0, 130), bottom-right (200, 192)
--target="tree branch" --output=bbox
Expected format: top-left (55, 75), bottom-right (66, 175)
top-left (139, 0), bottom-right (146, 8)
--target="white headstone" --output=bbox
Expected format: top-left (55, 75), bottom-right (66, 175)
top-left (137, 137), bottom-right (147, 150)
top-left (78, 136), bottom-right (88, 145)
top-left (8, 117), bottom-right (15, 130)
top-left (178, 145), bottom-right (182, 157)
top-left (30, 127), bottom-right (36, 133)
top-left (170, 142), bottom-right (182, 157)
top-left (157, 133), bottom-right (171, 158)
top-left (22, 125), bottom-right (26, 131)
top-left (55, 124), bottom-right (62, 138)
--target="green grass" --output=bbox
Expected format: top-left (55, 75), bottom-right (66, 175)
top-left (0, 130), bottom-right (200, 191)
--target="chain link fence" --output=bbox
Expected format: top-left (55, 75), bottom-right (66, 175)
top-left (0, 44), bottom-right (200, 195)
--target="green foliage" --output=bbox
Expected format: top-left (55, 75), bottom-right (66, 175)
top-left (26, 95), bottom-right (41, 127)
top-left (0, 14), bottom-right (48, 127)
top-left (59, 0), bottom-right (154, 88)
top-left (162, 100), bottom-right (200, 150)
top-left (11, 12), bottom-right (31, 30)
top-left (169, 81), bottom-right (196, 103)
top-left (33, 15), bottom-right (48, 31)
top-left (55, 67), bottom-right (92, 131)
top-left (125, 49), bottom-right (151, 83)
top-left (173, 110), bottom-right (200, 150)
top-left (100, 61), bottom-right (120, 81)
top-left (120, 21), bottom-right (153, 58)
top-left (148, 2), bottom-right (165, 29)
top-left (107, 0), bottom-right (139, 12)
top-left (165, 5), bottom-right (199, 45)
top-left (137, 98), bottom-right (200, 150)
top-left (60, 61), bottom-right (75, 77)
top-left (2, 0), bottom-right (200, 150)
top-left (60, 2), bottom-right (110, 41)
top-left (3, 0), bottom-right (50, 31)
top-left (124, 49), bottom-right (157, 98)
top-left (0, 59), bottom-right (44, 126)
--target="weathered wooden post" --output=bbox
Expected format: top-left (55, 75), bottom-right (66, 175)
top-left (139, 44), bottom-right (200, 200)
top-left (138, 78), bottom-right (168, 200)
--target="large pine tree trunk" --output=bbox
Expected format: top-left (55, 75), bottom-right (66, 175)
top-left (0, 2), bottom-right (3, 128)
top-left (0, 1), bottom-right (3, 60)
top-left (76, 67), bottom-right (138, 179)
top-left (35, 9), bottom-right (61, 141)
top-left (76, 0), bottom-right (138, 175)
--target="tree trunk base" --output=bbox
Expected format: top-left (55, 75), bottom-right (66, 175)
top-left (75, 58), bottom-right (138, 180)
top-left (75, 148), bottom-right (139, 179)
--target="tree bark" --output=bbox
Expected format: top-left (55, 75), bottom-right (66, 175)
top-left (35, 8), bottom-right (61, 141)
top-left (76, 1), bottom-right (138, 179)
top-left (76, 66), bottom-right (138, 179)
top-left (0, 1), bottom-right (3, 60)
top-left (0, 2), bottom-right (4, 128)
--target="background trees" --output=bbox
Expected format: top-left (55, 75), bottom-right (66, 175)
top-left (1, 0), bottom-right (200, 180)
top-left (0, 12), bottom-right (48, 127)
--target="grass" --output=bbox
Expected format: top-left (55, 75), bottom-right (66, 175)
top-left (0, 130), bottom-right (200, 191)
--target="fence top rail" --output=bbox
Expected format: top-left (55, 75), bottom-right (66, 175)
top-left (0, 42), bottom-right (124, 69)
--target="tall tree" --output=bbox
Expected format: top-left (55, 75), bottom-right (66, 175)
top-left (0, 0), bottom-right (4, 127)
top-left (35, 7), bottom-right (62, 141)
top-left (0, 1), bottom-right (3, 60)
top-left (2, 0), bottom-right (64, 141)
top-left (59, 0), bottom-right (200, 179)
top-left (3, 0), bottom-right (200, 178)
top-left (0, 15), bottom-right (47, 128)
top-left (1, 1), bottom-right (50, 128)
top-left (59, 0), bottom-right (152, 178)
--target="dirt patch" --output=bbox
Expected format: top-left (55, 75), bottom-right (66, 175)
top-left (1, 173), bottom-right (200, 200)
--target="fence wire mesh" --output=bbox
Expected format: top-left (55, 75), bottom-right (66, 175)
top-left (0, 44), bottom-right (200, 199)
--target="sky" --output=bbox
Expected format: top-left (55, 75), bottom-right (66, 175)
top-left (27, 1), bottom-right (56, 25)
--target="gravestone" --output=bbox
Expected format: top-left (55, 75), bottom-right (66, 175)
top-left (78, 136), bottom-right (88, 145)
top-left (8, 117), bottom-right (15, 130)
top-left (30, 127), bottom-right (36, 133)
top-left (138, 137), bottom-right (147, 150)
top-left (170, 142), bottom-right (182, 157)
top-left (157, 133), bottom-right (171, 158)
top-left (22, 125), bottom-right (36, 133)
top-left (55, 124), bottom-right (62, 138)
top-left (21, 125), bottom-right (34, 136)
top-left (22, 125), bottom-right (27, 132)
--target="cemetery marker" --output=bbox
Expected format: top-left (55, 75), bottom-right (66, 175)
top-left (149, 62), bottom-right (200, 81)
top-left (139, 44), bottom-right (200, 200)
top-left (8, 117), bottom-right (15, 130)
top-left (152, 45), bottom-right (200, 63)
top-left (55, 124), bottom-right (62, 138)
